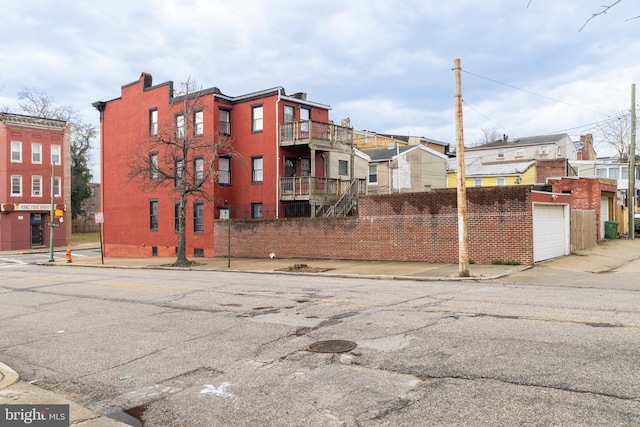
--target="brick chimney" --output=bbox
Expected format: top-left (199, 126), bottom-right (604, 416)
top-left (578, 133), bottom-right (595, 160)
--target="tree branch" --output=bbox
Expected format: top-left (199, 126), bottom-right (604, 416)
top-left (579, 0), bottom-right (623, 32)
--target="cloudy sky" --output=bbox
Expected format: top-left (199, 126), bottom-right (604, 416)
top-left (1, 1), bottom-right (638, 178)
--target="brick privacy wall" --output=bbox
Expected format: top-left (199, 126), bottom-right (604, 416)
top-left (214, 186), bottom-right (534, 265)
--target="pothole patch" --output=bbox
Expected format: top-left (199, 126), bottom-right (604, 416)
top-left (306, 340), bottom-right (357, 353)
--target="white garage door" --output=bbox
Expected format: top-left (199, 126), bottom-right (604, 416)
top-left (533, 203), bottom-right (568, 262)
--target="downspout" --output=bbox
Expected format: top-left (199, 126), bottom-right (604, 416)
top-left (276, 89), bottom-right (281, 219)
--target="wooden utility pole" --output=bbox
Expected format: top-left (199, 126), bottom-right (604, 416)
top-left (454, 58), bottom-right (469, 277)
top-left (629, 83), bottom-right (637, 238)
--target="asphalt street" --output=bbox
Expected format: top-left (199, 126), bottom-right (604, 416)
top-left (1, 255), bottom-right (639, 426)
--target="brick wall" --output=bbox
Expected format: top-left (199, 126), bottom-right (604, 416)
top-left (214, 186), bottom-right (534, 265)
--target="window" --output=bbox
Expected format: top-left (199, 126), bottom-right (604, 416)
top-left (251, 203), bottom-right (263, 219)
top-left (609, 168), bottom-right (619, 179)
top-left (368, 164), bottom-right (378, 184)
top-left (175, 114), bottom-right (185, 138)
top-left (32, 176), bottom-right (42, 197)
top-left (497, 150), bottom-right (505, 160)
top-left (194, 110), bottom-right (204, 135)
top-left (193, 201), bottom-right (204, 233)
top-left (300, 107), bottom-right (310, 133)
top-left (175, 159), bottom-right (184, 187)
top-left (496, 177), bottom-right (506, 186)
top-left (596, 168), bottom-right (607, 177)
top-left (149, 109), bottom-right (158, 136)
top-left (194, 157), bottom-right (204, 185)
top-left (219, 156), bottom-right (231, 185)
top-left (219, 109), bottom-right (231, 135)
top-left (252, 105), bottom-right (263, 132)
top-left (11, 141), bottom-right (22, 162)
top-left (150, 153), bottom-right (158, 180)
top-left (474, 177), bottom-right (482, 187)
top-left (32, 143), bottom-right (42, 163)
top-left (174, 202), bottom-right (180, 233)
top-left (53, 177), bottom-right (61, 197)
top-left (252, 157), bottom-right (263, 183)
top-left (515, 148), bottom-right (524, 158)
top-left (301, 158), bottom-right (311, 177)
top-left (150, 200), bottom-right (159, 231)
top-left (51, 145), bottom-right (61, 165)
top-left (11, 176), bottom-right (22, 196)
top-left (622, 166), bottom-right (629, 177)
top-left (338, 160), bottom-right (348, 176)
top-left (539, 145), bottom-right (549, 155)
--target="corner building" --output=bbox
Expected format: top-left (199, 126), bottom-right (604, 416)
top-left (95, 73), bottom-right (357, 258)
top-left (0, 113), bottom-right (71, 250)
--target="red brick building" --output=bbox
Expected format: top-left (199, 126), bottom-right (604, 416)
top-left (0, 113), bottom-right (71, 250)
top-left (94, 73), bottom-right (358, 258)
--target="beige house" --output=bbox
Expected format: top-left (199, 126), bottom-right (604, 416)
top-left (360, 145), bottom-right (448, 194)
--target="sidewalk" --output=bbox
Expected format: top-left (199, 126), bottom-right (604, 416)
top-left (3, 238), bottom-right (640, 425)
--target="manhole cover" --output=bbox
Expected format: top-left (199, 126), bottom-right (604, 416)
top-left (307, 340), bottom-right (357, 353)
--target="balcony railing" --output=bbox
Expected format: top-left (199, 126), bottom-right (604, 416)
top-left (280, 120), bottom-right (353, 150)
top-left (280, 176), bottom-right (366, 201)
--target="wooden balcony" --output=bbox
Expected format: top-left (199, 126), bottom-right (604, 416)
top-left (279, 120), bottom-right (353, 153)
top-left (280, 176), bottom-right (366, 201)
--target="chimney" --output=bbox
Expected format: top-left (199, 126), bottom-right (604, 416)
top-left (503, 134), bottom-right (508, 143)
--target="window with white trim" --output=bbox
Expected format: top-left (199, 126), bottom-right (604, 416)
top-left (150, 153), bottom-right (158, 180)
top-left (368, 164), bottom-right (378, 184)
top-left (496, 177), bottom-right (506, 186)
top-left (194, 157), bottom-right (204, 185)
top-left (474, 177), bottom-right (482, 187)
top-left (219, 109), bottom-right (231, 135)
top-left (32, 143), bottom-right (42, 163)
top-left (252, 105), bottom-right (263, 132)
top-left (53, 177), bottom-right (61, 197)
top-left (338, 160), bottom-right (348, 176)
top-left (11, 141), bottom-right (22, 162)
top-left (11, 176), bottom-right (22, 196)
top-left (51, 145), bottom-right (61, 165)
top-left (497, 150), bottom-right (504, 160)
top-left (539, 145), bottom-right (549, 155)
top-left (175, 114), bottom-right (185, 138)
top-left (32, 176), bottom-right (42, 197)
top-left (193, 201), bottom-right (204, 233)
top-left (252, 203), bottom-right (263, 219)
top-left (194, 110), bottom-right (204, 135)
top-left (252, 157), bottom-right (263, 183)
top-left (219, 156), bottom-right (231, 185)
top-left (149, 109), bottom-right (158, 136)
top-left (150, 199), bottom-right (159, 231)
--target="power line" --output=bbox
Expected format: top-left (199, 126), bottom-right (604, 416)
top-left (461, 69), bottom-right (608, 116)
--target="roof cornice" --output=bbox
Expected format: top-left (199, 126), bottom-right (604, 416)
top-left (0, 113), bottom-right (67, 130)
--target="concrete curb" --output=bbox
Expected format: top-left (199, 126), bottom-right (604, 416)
top-left (36, 261), bottom-right (532, 282)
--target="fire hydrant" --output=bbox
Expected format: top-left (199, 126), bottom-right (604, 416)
top-left (66, 248), bottom-right (72, 263)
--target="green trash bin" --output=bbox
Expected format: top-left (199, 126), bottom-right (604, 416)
top-left (604, 220), bottom-right (618, 239)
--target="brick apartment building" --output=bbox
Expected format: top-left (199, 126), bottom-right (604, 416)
top-left (94, 72), bottom-right (361, 258)
top-left (0, 113), bottom-right (71, 250)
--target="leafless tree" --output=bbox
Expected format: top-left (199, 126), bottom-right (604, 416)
top-left (18, 88), bottom-right (96, 218)
top-left (128, 78), bottom-right (236, 267)
top-left (595, 109), bottom-right (634, 162)
top-left (476, 126), bottom-right (502, 146)
top-left (527, 0), bottom-right (638, 31)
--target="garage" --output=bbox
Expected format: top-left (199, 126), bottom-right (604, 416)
top-left (533, 203), bottom-right (569, 262)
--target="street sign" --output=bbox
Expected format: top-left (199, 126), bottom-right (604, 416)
top-left (45, 221), bottom-right (60, 228)
top-left (95, 212), bottom-right (104, 224)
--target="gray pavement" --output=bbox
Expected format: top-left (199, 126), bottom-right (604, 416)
top-left (1, 237), bottom-right (640, 426)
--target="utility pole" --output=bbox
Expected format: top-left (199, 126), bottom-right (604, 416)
top-left (454, 58), bottom-right (469, 277)
top-left (629, 83), bottom-right (637, 238)
top-left (48, 160), bottom-right (56, 262)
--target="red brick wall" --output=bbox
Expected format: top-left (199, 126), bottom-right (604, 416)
top-left (536, 159), bottom-right (568, 183)
top-left (214, 186), bottom-right (534, 265)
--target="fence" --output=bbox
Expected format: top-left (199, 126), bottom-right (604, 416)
top-left (72, 219), bottom-right (100, 233)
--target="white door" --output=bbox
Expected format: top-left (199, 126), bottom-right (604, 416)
top-left (600, 197), bottom-right (609, 239)
top-left (533, 203), bottom-right (569, 262)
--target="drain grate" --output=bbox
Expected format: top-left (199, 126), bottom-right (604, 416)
top-left (307, 340), bottom-right (357, 353)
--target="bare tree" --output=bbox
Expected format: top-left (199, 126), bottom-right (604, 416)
top-left (476, 126), bottom-right (502, 146)
top-left (527, 1), bottom-right (639, 31)
top-left (18, 88), bottom-right (95, 218)
top-left (595, 109), bottom-right (634, 162)
top-left (128, 78), bottom-right (235, 267)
